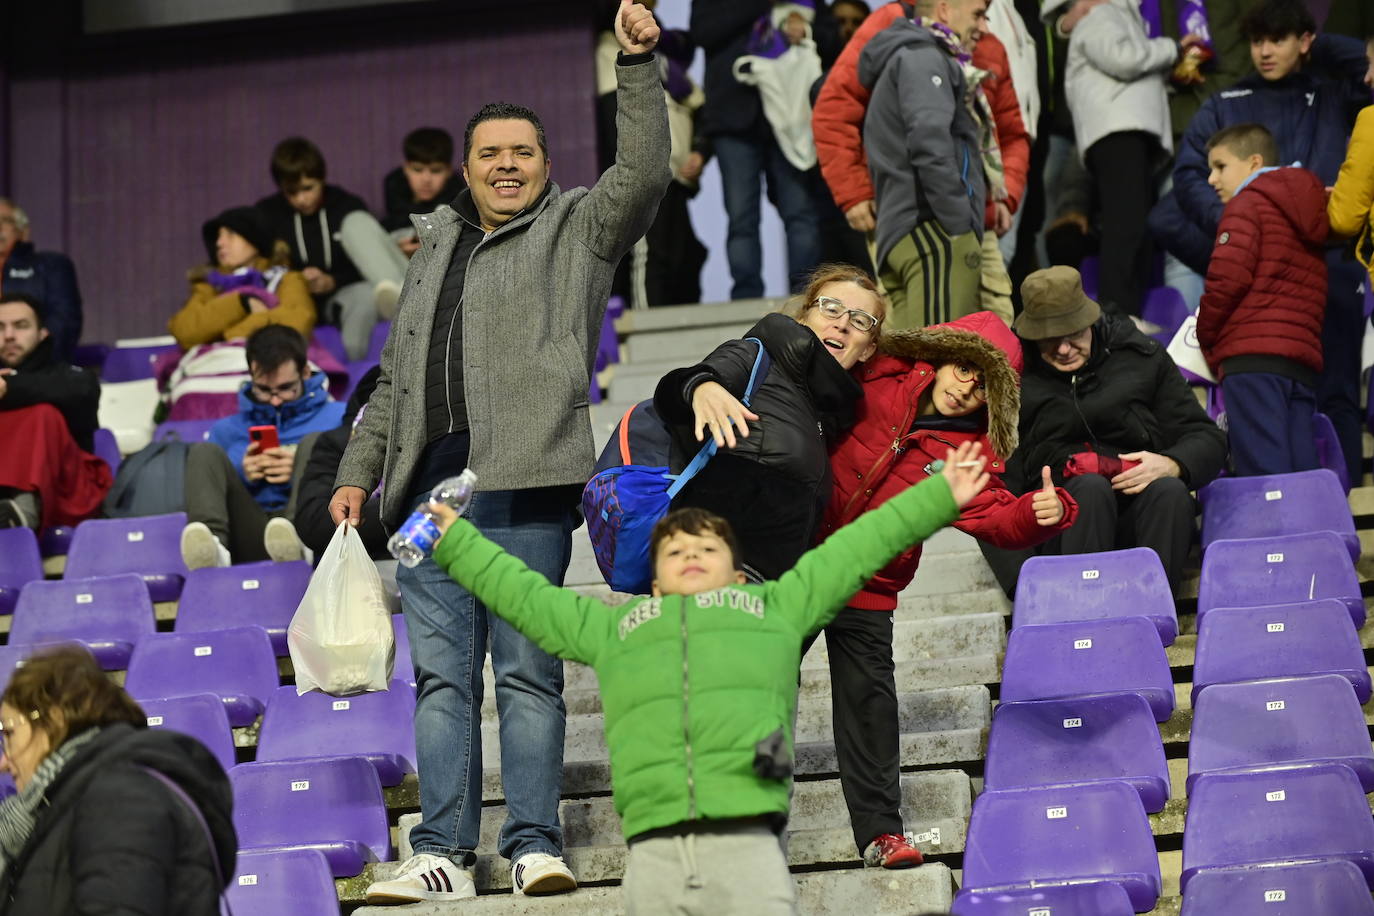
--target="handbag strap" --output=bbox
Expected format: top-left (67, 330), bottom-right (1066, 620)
top-left (617, 402), bottom-right (639, 466)
top-left (666, 338), bottom-right (769, 499)
top-left (140, 766), bottom-right (233, 916)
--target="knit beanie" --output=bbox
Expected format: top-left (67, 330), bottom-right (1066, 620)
top-left (202, 206), bottom-right (275, 264)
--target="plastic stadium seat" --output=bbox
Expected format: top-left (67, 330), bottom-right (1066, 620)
top-left (101, 343), bottom-right (178, 383)
top-left (152, 418), bottom-right (216, 443)
top-left (176, 561), bottom-right (311, 656)
top-left (0, 528), bottom-right (43, 614)
top-left (1000, 617), bottom-right (1175, 722)
top-left (310, 326), bottom-right (347, 364)
top-left (140, 693), bottom-right (236, 773)
top-left (228, 848), bottom-right (339, 916)
top-left (952, 882), bottom-right (1135, 916)
top-left (257, 680), bottom-right (416, 786)
top-left (1314, 413), bottom-right (1351, 494)
top-left (230, 756), bottom-right (392, 877)
top-left (1181, 860), bottom-right (1374, 916)
top-left (124, 626), bottom-right (279, 726)
top-left (1181, 764), bottom-right (1374, 892)
top-left (92, 427), bottom-right (121, 477)
top-left (39, 526), bottom-right (74, 559)
top-left (984, 693), bottom-right (1169, 813)
top-left (1200, 470), bottom-right (1357, 560)
top-left (1197, 532), bottom-right (1362, 629)
top-left (367, 321), bottom-right (390, 362)
top-left (962, 781), bottom-right (1162, 912)
top-left (392, 614), bottom-right (415, 689)
top-left (63, 512), bottom-right (190, 602)
top-left (1140, 286), bottom-right (1189, 336)
top-left (1192, 601), bottom-right (1370, 704)
top-left (11, 574), bottom-right (154, 669)
top-left (1013, 547), bottom-right (1177, 645)
top-left (1188, 675), bottom-right (1374, 794)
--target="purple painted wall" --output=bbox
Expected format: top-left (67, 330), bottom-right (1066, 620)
top-left (3, 4), bottom-right (599, 343)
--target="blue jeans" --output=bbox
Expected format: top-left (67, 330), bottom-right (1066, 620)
top-left (397, 488), bottom-right (575, 866)
top-left (714, 130), bottom-right (820, 299)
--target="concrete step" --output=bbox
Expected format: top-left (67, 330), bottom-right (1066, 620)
top-left (613, 298), bottom-right (782, 336)
top-left (624, 324), bottom-right (758, 364)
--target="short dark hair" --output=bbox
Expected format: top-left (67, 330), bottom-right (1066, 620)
top-left (1206, 123), bottom-right (1279, 165)
top-left (649, 507), bottom-right (742, 572)
top-left (270, 137), bottom-right (327, 190)
top-left (1239, 0), bottom-right (1316, 42)
top-left (2, 646), bottom-right (146, 749)
top-left (246, 324), bottom-right (308, 375)
top-left (403, 127), bottom-right (455, 166)
top-left (0, 293), bottom-right (46, 329)
top-left (463, 102), bottom-right (548, 162)
top-left (833, 0), bottom-right (871, 14)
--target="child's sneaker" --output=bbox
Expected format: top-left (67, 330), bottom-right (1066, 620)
top-left (263, 516), bottom-right (308, 563)
top-left (863, 833), bottom-right (924, 869)
top-left (511, 851), bottom-right (577, 895)
top-left (365, 853), bottom-right (475, 904)
top-left (374, 279), bottom-right (403, 320)
top-left (180, 522), bottom-right (230, 570)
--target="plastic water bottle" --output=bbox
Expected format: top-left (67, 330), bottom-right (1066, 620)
top-left (387, 469), bottom-right (478, 568)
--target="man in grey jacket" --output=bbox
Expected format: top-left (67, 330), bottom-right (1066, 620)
top-left (331, 1), bottom-right (670, 903)
top-left (859, 0), bottom-right (989, 331)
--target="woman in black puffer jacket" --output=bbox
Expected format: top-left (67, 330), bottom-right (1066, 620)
top-left (654, 264), bottom-right (886, 579)
top-left (0, 647), bottom-right (236, 915)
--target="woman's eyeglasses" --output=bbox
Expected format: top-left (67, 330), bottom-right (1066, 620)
top-left (951, 363), bottom-right (989, 402)
top-left (811, 296), bottom-right (880, 333)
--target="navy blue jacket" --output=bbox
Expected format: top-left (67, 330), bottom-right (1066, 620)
top-left (1, 242), bottom-right (83, 362)
top-left (1151, 34), bottom-right (1370, 273)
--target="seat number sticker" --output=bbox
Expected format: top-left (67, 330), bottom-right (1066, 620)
top-left (241, 579), bottom-right (260, 590)
top-left (146, 716), bottom-right (164, 726)
top-left (76, 594), bottom-right (92, 604)
top-left (1062, 718), bottom-right (1082, 729)
top-left (1267, 553), bottom-right (1284, 563)
top-left (1266, 790), bottom-right (1285, 802)
top-left (1081, 569), bottom-right (1099, 580)
top-left (332, 700), bottom-right (351, 711)
top-left (238, 875), bottom-right (258, 886)
top-left (127, 531), bottom-right (144, 542)
top-left (1046, 806), bottom-right (1068, 819)
top-left (1073, 639), bottom-right (1092, 650)
top-left (1029, 910), bottom-right (1051, 916)
top-left (1264, 890), bottom-right (1286, 902)
top-left (1266, 700), bottom-right (1285, 711)
top-left (1266, 623), bottom-right (1284, 632)
top-left (194, 646), bottom-right (212, 657)
top-left (1265, 490), bottom-right (1283, 501)
top-left (291, 780), bottom-right (310, 792)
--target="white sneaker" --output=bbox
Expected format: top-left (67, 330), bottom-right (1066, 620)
top-left (365, 853), bottom-right (475, 904)
top-left (180, 522), bottom-right (230, 570)
top-left (374, 279), bottom-right (403, 320)
top-left (512, 851), bottom-right (577, 896)
top-left (263, 517), bottom-right (307, 563)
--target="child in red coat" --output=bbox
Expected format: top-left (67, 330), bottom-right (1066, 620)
top-left (1199, 122), bottom-right (1329, 476)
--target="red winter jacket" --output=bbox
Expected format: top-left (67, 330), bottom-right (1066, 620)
top-left (819, 312), bottom-right (1078, 611)
top-left (1197, 167), bottom-right (1329, 378)
top-left (813, 2), bottom-right (1031, 225)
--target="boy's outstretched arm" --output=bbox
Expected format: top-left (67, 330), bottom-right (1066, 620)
top-left (430, 508), bottom-right (614, 666)
top-left (770, 442), bottom-right (990, 634)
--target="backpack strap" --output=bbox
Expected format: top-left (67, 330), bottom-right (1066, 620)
top-left (666, 338), bottom-right (769, 499)
top-left (617, 402), bottom-right (639, 466)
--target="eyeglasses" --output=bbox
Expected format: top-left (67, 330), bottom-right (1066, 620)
top-left (951, 363), bottom-right (989, 402)
top-left (0, 710), bottom-right (39, 754)
top-left (811, 296), bottom-right (880, 333)
top-left (250, 378), bottom-right (303, 401)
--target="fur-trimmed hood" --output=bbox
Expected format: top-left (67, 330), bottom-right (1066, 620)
top-left (868, 310), bottom-right (1022, 458)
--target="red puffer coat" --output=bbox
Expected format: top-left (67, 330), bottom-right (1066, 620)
top-left (819, 312), bottom-right (1078, 611)
top-left (1197, 167), bottom-right (1329, 377)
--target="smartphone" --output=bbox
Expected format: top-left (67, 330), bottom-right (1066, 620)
top-left (249, 425), bottom-right (280, 451)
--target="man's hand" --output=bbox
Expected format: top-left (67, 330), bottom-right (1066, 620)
top-left (0, 368), bottom-right (12, 400)
top-left (1031, 465), bottom-right (1065, 526)
top-left (615, 0), bottom-right (660, 54)
top-left (691, 380), bottom-right (759, 449)
top-left (845, 199), bottom-right (877, 232)
top-left (680, 152), bottom-right (705, 184)
top-left (302, 266), bottom-right (337, 296)
top-left (940, 441), bottom-right (990, 508)
top-left (398, 235), bottom-right (421, 257)
top-left (1111, 451), bottom-right (1181, 495)
top-left (243, 442), bottom-right (295, 484)
top-left (993, 201), bottom-right (1014, 237)
top-left (330, 485), bottom-right (369, 527)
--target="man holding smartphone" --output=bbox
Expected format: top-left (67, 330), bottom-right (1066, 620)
top-left (179, 324), bottom-right (344, 568)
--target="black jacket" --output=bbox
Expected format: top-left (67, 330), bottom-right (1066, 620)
top-left (1007, 313), bottom-right (1228, 494)
top-left (255, 185), bottom-right (369, 294)
top-left (0, 724), bottom-right (236, 916)
top-left (0, 336), bottom-right (99, 452)
top-left (296, 424), bottom-right (389, 558)
top-left (380, 167), bottom-right (466, 233)
top-left (1, 243), bottom-right (83, 363)
top-left (655, 312), bottom-right (861, 500)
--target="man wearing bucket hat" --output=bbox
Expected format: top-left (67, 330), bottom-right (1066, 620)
top-left (981, 265), bottom-right (1227, 594)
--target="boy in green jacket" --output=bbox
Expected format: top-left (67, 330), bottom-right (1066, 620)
top-left (427, 441), bottom-right (990, 914)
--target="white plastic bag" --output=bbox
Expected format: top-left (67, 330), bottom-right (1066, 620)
top-left (1166, 313), bottom-right (1217, 384)
top-left (288, 521), bottom-right (395, 696)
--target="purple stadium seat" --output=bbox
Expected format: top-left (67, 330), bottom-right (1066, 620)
top-left (257, 680), bottom-right (416, 786)
top-left (1199, 470), bottom-right (1357, 561)
top-left (92, 428), bottom-right (121, 477)
top-left (230, 756), bottom-right (392, 877)
top-left (0, 527), bottom-right (43, 614)
top-left (310, 326), bottom-right (348, 364)
top-left (101, 343), bottom-right (179, 383)
top-left (1188, 675), bottom-right (1374, 794)
top-left (962, 781), bottom-right (1162, 912)
top-left (11, 574), bottom-right (154, 669)
top-left (38, 526), bottom-right (73, 559)
top-left (1181, 860), bottom-right (1374, 916)
top-left (1181, 764), bottom-right (1374, 892)
top-left (152, 418), bottom-right (215, 443)
top-left (1197, 532), bottom-right (1362, 629)
top-left (1000, 617), bottom-right (1175, 722)
top-left (1140, 286), bottom-right (1189, 336)
top-left (1313, 413), bottom-right (1351, 494)
top-left (367, 321), bottom-right (390, 363)
top-left (175, 561), bottom-right (311, 656)
top-left (140, 693), bottom-right (237, 773)
top-left (1079, 256), bottom-right (1100, 299)
top-left (1013, 547), bottom-right (1178, 645)
top-left (393, 614), bottom-right (415, 689)
top-left (984, 693), bottom-right (1169, 813)
top-left (228, 848), bottom-right (339, 916)
top-left (1192, 601), bottom-right (1370, 704)
top-left (952, 882), bottom-right (1135, 916)
top-left (124, 626), bottom-right (279, 726)
top-left (63, 512), bottom-right (190, 602)
top-left (72, 343), bottom-right (111, 370)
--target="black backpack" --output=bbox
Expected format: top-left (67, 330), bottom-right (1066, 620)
top-left (103, 440), bottom-right (191, 518)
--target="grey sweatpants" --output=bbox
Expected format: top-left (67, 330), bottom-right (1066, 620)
top-left (623, 821), bottom-right (797, 915)
top-left (329, 211), bottom-right (409, 360)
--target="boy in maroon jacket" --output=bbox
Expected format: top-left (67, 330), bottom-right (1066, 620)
top-left (1199, 122), bottom-right (1329, 476)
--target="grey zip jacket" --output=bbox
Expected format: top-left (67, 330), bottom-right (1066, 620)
top-left (858, 17), bottom-right (986, 268)
top-left (335, 57), bottom-right (671, 529)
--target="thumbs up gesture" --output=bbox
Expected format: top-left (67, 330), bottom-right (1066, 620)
top-left (1032, 465), bottom-right (1065, 527)
top-left (615, 0), bottom-right (661, 54)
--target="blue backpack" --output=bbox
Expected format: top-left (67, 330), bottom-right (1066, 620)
top-left (582, 338), bottom-right (770, 594)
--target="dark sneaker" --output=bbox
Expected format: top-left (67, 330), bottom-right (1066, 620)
top-left (863, 833), bottom-right (924, 869)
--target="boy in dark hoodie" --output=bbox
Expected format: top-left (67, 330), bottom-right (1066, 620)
top-left (1197, 122), bottom-right (1328, 476)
